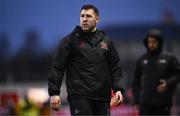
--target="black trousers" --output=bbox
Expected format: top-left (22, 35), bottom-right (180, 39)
top-left (68, 98), bottom-right (110, 115)
top-left (139, 104), bottom-right (171, 115)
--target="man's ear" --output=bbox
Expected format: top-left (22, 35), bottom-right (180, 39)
top-left (96, 16), bottom-right (99, 24)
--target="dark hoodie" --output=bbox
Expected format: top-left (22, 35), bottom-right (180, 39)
top-left (48, 26), bottom-right (123, 102)
top-left (143, 29), bottom-right (163, 54)
top-left (132, 29), bottom-right (180, 106)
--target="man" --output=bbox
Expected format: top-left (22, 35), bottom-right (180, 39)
top-left (132, 29), bottom-right (180, 115)
top-left (48, 4), bottom-right (124, 115)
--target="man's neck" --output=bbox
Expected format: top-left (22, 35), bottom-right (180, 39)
top-left (83, 27), bottom-right (96, 33)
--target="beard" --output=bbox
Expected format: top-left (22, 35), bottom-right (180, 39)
top-left (81, 25), bottom-right (96, 32)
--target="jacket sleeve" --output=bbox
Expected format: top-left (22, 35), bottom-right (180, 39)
top-left (132, 58), bottom-right (141, 105)
top-left (48, 36), bottom-right (71, 96)
top-left (166, 55), bottom-right (180, 88)
top-left (107, 40), bottom-right (124, 94)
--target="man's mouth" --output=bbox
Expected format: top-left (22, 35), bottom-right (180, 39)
top-left (82, 23), bottom-right (88, 26)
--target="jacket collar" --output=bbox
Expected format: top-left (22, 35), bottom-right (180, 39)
top-left (72, 26), bottom-right (105, 42)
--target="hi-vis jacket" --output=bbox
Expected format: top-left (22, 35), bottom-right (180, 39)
top-left (48, 26), bottom-right (123, 101)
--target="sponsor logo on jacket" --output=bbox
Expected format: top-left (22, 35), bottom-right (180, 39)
top-left (143, 59), bottom-right (148, 64)
top-left (100, 41), bottom-right (108, 50)
top-left (159, 59), bottom-right (166, 64)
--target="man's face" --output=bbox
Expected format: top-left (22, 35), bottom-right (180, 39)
top-left (80, 9), bottom-right (99, 32)
top-left (147, 37), bottom-right (159, 51)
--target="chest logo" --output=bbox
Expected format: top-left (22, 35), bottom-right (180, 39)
top-left (159, 59), bottom-right (166, 64)
top-left (100, 41), bottom-right (108, 50)
top-left (143, 59), bottom-right (148, 64)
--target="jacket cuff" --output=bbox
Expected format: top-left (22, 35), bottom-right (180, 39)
top-left (49, 91), bottom-right (60, 97)
top-left (113, 88), bottom-right (124, 95)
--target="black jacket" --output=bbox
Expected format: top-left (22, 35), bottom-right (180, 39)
top-left (48, 26), bottom-right (123, 101)
top-left (132, 30), bottom-right (180, 106)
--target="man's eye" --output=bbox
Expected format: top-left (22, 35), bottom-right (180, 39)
top-left (86, 15), bottom-right (92, 18)
top-left (81, 15), bottom-right (84, 17)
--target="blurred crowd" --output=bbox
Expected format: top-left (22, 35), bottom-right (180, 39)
top-left (0, 30), bottom-right (53, 83)
top-left (0, 92), bottom-right (50, 115)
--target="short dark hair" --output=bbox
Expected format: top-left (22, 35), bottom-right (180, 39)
top-left (81, 4), bottom-right (99, 16)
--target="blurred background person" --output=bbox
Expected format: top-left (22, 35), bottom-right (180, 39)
top-left (132, 29), bottom-right (180, 115)
top-left (16, 94), bottom-right (39, 116)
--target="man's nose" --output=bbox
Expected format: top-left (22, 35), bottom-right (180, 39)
top-left (82, 16), bottom-right (88, 21)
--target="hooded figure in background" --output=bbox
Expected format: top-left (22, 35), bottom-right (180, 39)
top-left (132, 29), bottom-right (180, 115)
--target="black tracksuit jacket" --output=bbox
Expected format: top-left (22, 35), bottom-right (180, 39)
top-left (48, 26), bottom-right (123, 102)
top-left (132, 32), bottom-right (180, 107)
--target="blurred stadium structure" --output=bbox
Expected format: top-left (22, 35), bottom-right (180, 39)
top-left (0, 0), bottom-right (180, 115)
